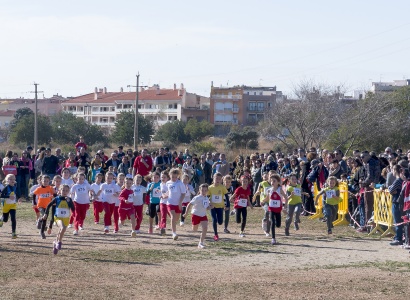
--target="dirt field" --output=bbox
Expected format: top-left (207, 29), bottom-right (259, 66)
top-left (1, 202), bottom-right (409, 300)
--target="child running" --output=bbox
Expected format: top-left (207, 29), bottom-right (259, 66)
top-left (223, 175), bottom-right (233, 233)
top-left (255, 172), bottom-right (271, 237)
top-left (166, 168), bottom-right (186, 240)
top-left (0, 174), bottom-right (21, 238)
top-left (33, 175), bottom-right (56, 239)
top-left (285, 173), bottom-right (305, 236)
top-left (183, 184), bottom-right (212, 249)
top-left (70, 173), bottom-right (93, 235)
top-left (159, 171), bottom-right (170, 235)
top-left (231, 175), bottom-right (253, 237)
top-left (264, 174), bottom-right (288, 245)
top-left (315, 176), bottom-right (342, 234)
top-left (208, 172), bottom-right (228, 241)
top-left (181, 174), bottom-right (195, 226)
top-left (131, 175), bottom-right (145, 234)
top-left (146, 172), bottom-right (161, 234)
top-left (91, 173), bottom-right (104, 224)
top-left (118, 177), bottom-right (137, 237)
top-left (42, 185), bottom-right (75, 254)
top-left (97, 172), bottom-right (121, 234)
top-left (61, 168), bottom-right (74, 187)
top-left (29, 175), bottom-right (42, 222)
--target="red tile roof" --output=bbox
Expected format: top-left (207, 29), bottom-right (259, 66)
top-left (0, 110), bottom-right (15, 117)
top-left (65, 89), bottom-right (184, 104)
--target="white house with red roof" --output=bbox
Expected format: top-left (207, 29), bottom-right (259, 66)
top-left (62, 84), bottom-right (209, 128)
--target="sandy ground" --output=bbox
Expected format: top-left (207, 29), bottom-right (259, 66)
top-left (1, 203), bottom-right (409, 300)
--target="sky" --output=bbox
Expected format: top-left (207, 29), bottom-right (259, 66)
top-left (1, 0), bottom-right (410, 99)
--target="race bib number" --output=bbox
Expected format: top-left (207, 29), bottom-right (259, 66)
top-left (5, 198), bottom-right (16, 204)
top-left (293, 188), bottom-right (301, 197)
top-left (153, 188), bottom-right (161, 198)
top-left (105, 189), bottom-right (113, 194)
top-left (77, 187), bottom-right (86, 193)
top-left (238, 198), bottom-right (247, 207)
top-left (134, 188), bottom-right (142, 195)
top-left (326, 190), bottom-right (335, 199)
top-left (269, 199), bottom-right (281, 208)
top-left (40, 193), bottom-right (50, 198)
top-left (56, 208), bottom-right (70, 218)
top-left (212, 194), bottom-right (222, 203)
top-left (203, 199), bottom-right (209, 208)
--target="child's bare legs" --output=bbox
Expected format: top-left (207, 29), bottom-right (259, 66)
top-left (57, 220), bottom-right (67, 243)
top-left (130, 214), bottom-right (136, 231)
top-left (192, 224), bottom-right (199, 232)
top-left (170, 210), bottom-right (179, 234)
top-left (200, 221), bottom-right (208, 244)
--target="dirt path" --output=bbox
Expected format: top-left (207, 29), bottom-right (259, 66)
top-left (1, 203), bottom-right (409, 300)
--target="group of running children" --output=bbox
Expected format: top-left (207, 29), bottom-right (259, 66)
top-left (0, 166), bottom-right (343, 254)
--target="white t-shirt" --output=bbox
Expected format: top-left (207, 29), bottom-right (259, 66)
top-left (99, 182), bottom-right (121, 204)
top-left (166, 180), bottom-right (186, 206)
top-left (91, 183), bottom-right (102, 201)
top-left (30, 184), bottom-right (40, 196)
top-left (183, 184), bottom-right (195, 204)
top-left (131, 184), bottom-right (145, 206)
top-left (160, 182), bottom-right (168, 204)
top-left (70, 183), bottom-right (92, 204)
top-left (190, 195), bottom-right (209, 217)
top-left (61, 178), bottom-right (74, 188)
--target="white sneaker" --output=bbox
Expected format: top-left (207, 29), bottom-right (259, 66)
top-left (230, 210), bottom-right (236, 216)
top-left (79, 226), bottom-right (84, 231)
top-left (239, 231), bottom-right (245, 238)
top-left (131, 231), bottom-right (136, 237)
top-left (155, 225), bottom-right (160, 230)
top-left (94, 222), bottom-right (99, 225)
top-left (172, 233), bottom-right (178, 240)
top-left (104, 227), bottom-right (109, 234)
top-left (73, 230), bottom-right (78, 236)
top-left (135, 230), bottom-right (141, 234)
top-left (180, 221), bottom-right (184, 227)
top-left (265, 232), bottom-right (270, 237)
top-left (198, 242), bottom-right (205, 249)
top-left (271, 238), bottom-right (277, 245)
top-left (67, 224), bottom-right (73, 228)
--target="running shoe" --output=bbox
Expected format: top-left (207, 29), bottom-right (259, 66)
top-left (79, 226), bottom-right (84, 231)
top-left (40, 231), bottom-right (46, 239)
top-left (57, 241), bottom-right (62, 250)
top-left (145, 207), bottom-right (149, 215)
top-left (155, 225), bottom-right (160, 230)
top-left (131, 231), bottom-right (137, 237)
top-left (104, 227), bottom-right (109, 234)
top-left (294, 222), bottom-right (300, 231)
top-left (160, 228), bottom-right (166, 236)
top-left (356, 227), bottom-right (367, 233)
top-left (36, 219), bottom-right (42, 229)
top-left (113, 230), bottom-right (118, 234)
top-left (73, 230), bottom-right (79, 235)
top-left (95, 222), bottom-right (99, 225)
top-left (230, 210), bottom-right (236, 216)
top-left (53, 241), bottom-right (59, 255)
top-left (12, 232), bottom-right (17, 239)
top-left (213, 235), bottom-right (219, 241)
top-left (224, 228), bottom-right (230, 234)
top-left (67, 224), bottom-right (73, 228)
top-left (172, 233), bottom-right (178, 240)
top-left (198, 242), bottom-right (205, 249)
top-left (328, 229), bottom-right (332, 234)
top-left (265, 232), bottom-right (270, 237)
top-left (271, 238), bottom-right (276, 245)
top-left (402, 244), bottom-right (410, 250)
top-left (285, 228), bottom-right (290, 236)
top-left (239, 231), bottom-right (245, 238)
top-left (389, 240), bottom-right (403, 246)
top-left (180, 221), bottom-right (184, 227)
top-left (135, 230), bottom-right (141, 234)
top-left (148, 227), bottom-right (153, 234)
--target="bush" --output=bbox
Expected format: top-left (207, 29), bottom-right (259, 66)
top-left (247, 140), bottom-right (259, 150)
top-left (191, 141), bottom-right (216, 155)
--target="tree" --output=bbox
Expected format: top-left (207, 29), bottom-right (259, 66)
top-left (9, 114), bottom-right (52, 145)
top-left (111, 111), bottom-right (154, 146)
top-left (262, 81), bottom-right (344, 150)
top-left (154, 120), bottom-right (190, 144)
top-left (225, 127), bottom-right (259, 150)
top-left (10, 107), bottom-right (34, 128)
top-left (50, 112), bottom-right (108, 146)
top-left (184, 119), bottom-right (214, 141)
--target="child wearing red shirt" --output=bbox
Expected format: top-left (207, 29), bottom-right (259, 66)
top-left (230, 175), bottom-right (253, 237)
top-left (118, 177), bottom-right (137, 237)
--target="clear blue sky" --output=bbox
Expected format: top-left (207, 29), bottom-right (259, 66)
top-left (1, 0), bottom-right (410, 99)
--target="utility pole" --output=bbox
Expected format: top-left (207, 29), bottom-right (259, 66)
top-left (30, 83), bottom-right (43, 155)
top-left (128, 73), bottom-right (147, 151)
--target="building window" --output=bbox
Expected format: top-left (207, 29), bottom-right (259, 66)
top-left (68, 106), bottom-right (76, 111)
top-left (117, 104), bottom-right (122, 109)
top-left (100, 107), bottom-right (108, 112)
top-left (257, 102), bottom-right (265, 111)
top-left (100, 117), bottom-right (108, 123)
top-left (123, 104), bottom-right (132, 109)
top-left (254, 92), bottom-right (257, 95)
top-left (167, 116), bottom-right (177, 121)
top-left (78, 106), bottom-right (84, 111)
top-left (109, 117), bottom-right (115, 123)
top-left (260, 92), bottom-right (263, 95)
top-left (110, 107), bottom-right (115, 111)
top-left (168, 104), bottom-right (173, 109)
top-left (92, 107), bottom-right (98, 112)
top-left (138, 104), bottom-right (142, 109)
top-left (174, 104), bottom-right (177, 109)
top-left (249, 102), bottom-right (257, 111)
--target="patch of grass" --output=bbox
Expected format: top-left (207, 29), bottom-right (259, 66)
top-left (306, 260), bottom-right (410, 273)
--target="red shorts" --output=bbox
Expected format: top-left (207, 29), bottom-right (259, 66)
top-left (167, 204), bottom-right (182, 214)
top-left (191, 214), bottom-right (208, 225)
top-left (119, 208), bottom-right (136, 220)
top-left (33, 206), bottom-right (40, 214)
top-left (182, 202), bottom-right (189, 207)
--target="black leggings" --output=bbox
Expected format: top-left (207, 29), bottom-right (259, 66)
top-left (181, 206), bottom-right (187, 222)
top-left (3, 209), bottom-right (16, 232)
top-left (224, 209), bottom-right (230, 229)
top-left (236, 207), bottom-right (247, 231)
top-left (270, 211), bottom-right (281, 238)
top-left (149, 203), bottom-right (159, 225)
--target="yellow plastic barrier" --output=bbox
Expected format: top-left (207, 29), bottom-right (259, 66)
top-left (309, 183), bottom-right (323, 220)
top-left (368, 190), bottom-right (395, 237)
top-left (333, 182), bottom-right (349, 226)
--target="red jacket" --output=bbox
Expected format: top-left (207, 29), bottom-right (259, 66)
top-left (133, 155), bottom-right (153, 176)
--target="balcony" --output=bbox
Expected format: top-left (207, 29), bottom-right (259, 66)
top-left (214, 120), bottom-right (237, 125)
top-left (211, 94), bottom-right (242, 100)
top-left (247, 107), bottom-right (265, 112)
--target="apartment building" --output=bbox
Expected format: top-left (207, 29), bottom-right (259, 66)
top-left (0, 94), bottom-right (67, 116)
top-left (210, 84), bottom-right (282, 128)
top-left (62, 84), bottom-right (209, 128)
top-left (371, 79), bottom-right (410, 93)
